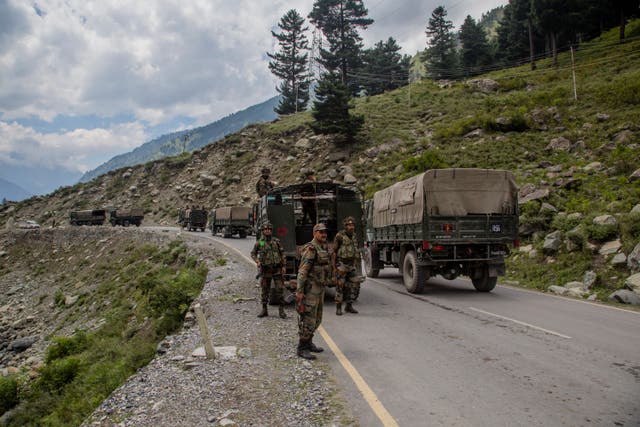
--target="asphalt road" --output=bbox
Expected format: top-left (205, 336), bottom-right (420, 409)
top-left (172, 229), bottom-right (640, 427)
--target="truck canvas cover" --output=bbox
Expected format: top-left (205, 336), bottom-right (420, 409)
top-left (215, 206), bottom-right (251, 220)
top-left (372, 169), bottom-right (518, 227)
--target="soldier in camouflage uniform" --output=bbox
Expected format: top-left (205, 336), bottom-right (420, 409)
top-left (332, 216), bottom-right (361, 315)
top-left (251, 221), bottom-right (287, 319)
top-left (256, 168), bottom-right (274, 197)
top-left (295, 223), bottom-right (331, 360)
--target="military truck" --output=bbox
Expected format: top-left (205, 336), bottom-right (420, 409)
top-left (109, 208), bottom-right (144, 227)
top-left (210, 206), bottom-right (252, 238)
top-left (178, 209), bottom-right (208, 231)
top-left (69, 209), bottom-right (106, 226)
top-left (255, 182), bottom-right (364, 303)
top-left (363, 169), bottom-right (519, 293)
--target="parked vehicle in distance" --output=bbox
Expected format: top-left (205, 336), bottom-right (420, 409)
top-left (364, 168), bottom-right (519, 293)
top-left (69, 209), bottom-right (106, 226)
top-left (178, 209), bottom-right (208, 232)
top-left (17, 220), bottom-right (40, 229)
top-left (210, 206), bottom-right (252, 238)
top-left (109, 208), bottom-right (144, 227)
top-left (254, 182), bottom-right (364, 303)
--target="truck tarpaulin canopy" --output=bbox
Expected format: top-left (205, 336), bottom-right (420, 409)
top-left (372, 169), bottom-right (518, 227)
top-left (215, 206), bottom-right (251, 220)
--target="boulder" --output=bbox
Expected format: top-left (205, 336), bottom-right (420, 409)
top-left (630, 204), bottom-right (640, 215)
top-left (624, 272), bottom-right (640, 294)
top-left (199, 174), bottom-right (215, 186)
top-left (466, 78), bottom-right (499, 93)
top-left (564, 281), bottom-right (585, 289)
top-left (592, 215), bottom-right (617, 226)
top-left (295, 138), bottom-right (312, 149)
top-left (543, 231), bottom-right (563, 253)
top-left (582, 271), bottom-right (597, 289)
top-left (548, 285), bottom-right (568, 295)
top-left (567, 212), bottom-right (583, 221)
top-left (599, 239), bottom-right (621, 256)
top-left (519, 189), bottom-right (550, 204)
top-left (629, 169), bottom-right (640, 182)
top-left (608, 289), bottom-right (640, 305)
top-left (540, 203), bottom-right (558, 214)
top-left (328, 151), bottom-right (350, 162)
top-left (596, 113), bottom-right (610, 122)
top-left (9, 336), bottom-right (38, 352)
top-left (614, 130), bottom-right (634, 144)
top-left (546, 137), bottom-right (571, 151)
top-left (328, 169), bottom-right (338, 179)
top-left (528, 249), bottom-right (539, 259)
top-left (611, 253), bottom-right (627, 266)
top-left (65, 295), bottom-right (79, 306)
top-left (583, 162), bottom-right (602, 172)
top-left (343, 174), bottom-right (358, 184)
top-left (464, 128), bottom-right (485, 138)
top-left (627, 243), bottom-right (640, 271)
top-left (567, 287), bottom-right (589, 298)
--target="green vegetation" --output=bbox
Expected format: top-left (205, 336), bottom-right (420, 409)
top-left (2, 238), bottom-right (207, 426)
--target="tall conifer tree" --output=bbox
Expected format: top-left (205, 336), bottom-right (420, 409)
top-left (267, 9), bottom-right (310, 115)
top-left (358, 38), bottom-right (411, 95)
top-left (459, 15), bottom-right (493, 75)
top-left (422, 6), bottom-right (459, 80)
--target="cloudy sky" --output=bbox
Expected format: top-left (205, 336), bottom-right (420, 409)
top-left (0, 0), bottom-right (505, 195)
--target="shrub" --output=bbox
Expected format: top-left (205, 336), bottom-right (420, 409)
top-left (46, 332), bottom-right (90, 363)
top-left (403, 151), bottom-right (449, 174)
top-left (0, 376), bottom-right (19, 414)
top-left (586, 223), bottom-right (619, 242)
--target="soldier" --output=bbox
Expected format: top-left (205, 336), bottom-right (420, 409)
top-left (256, 168), bottom-right (274, 197)
top-left (295, 223), bottom-right (331, 360)
top-left (251, 221), bottom-right (287, 319)
top-left (333, 216), bottom-right (361, 315)
top-left (300, 170), bottom-right (317, 224)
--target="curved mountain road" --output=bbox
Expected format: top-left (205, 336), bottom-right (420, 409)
top-left (159, 228), bottom-right (640, 426)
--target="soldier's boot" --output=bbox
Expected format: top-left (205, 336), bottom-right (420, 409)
top-left (345, 303), bottom-right (359, 314)
top-left (309, 339), bottom-right (324, 353)
top-left (257, 304), bottom-right (268, 318)
top-left (297, 339), bottom-right (316, 360)
top-left (336, 303), bottom-right (343, 316)
top-left (279, 305), bottom-right (287, 319)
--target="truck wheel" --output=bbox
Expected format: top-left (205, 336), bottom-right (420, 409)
top-left (471, 267), bottom-right (497, 292)
top-left (402, 251), bottom-right (426, 294)
top-left (363, 246), bottom-right (380, 278)
top-left (123, 220), bottom-right (130, 227)
top-left (239, 230), bottom-right (247, 239)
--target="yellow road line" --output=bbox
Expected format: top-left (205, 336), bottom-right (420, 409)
top-left (203, 233), bottom-right (399, 426)
top-left (318, 326), bottom-right (399, 427)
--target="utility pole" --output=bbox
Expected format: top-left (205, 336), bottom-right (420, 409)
top-left (570, 46), bottom-right (578, 101)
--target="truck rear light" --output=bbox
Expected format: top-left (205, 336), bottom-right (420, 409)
top-left (442, 223), bottom-right (454, 233)
top-left (513, 239), bottom-right (519, 248)
top-left (422, 241), bottom-right (430, 250)
top-left (432, 245), bottom-right (445, 251)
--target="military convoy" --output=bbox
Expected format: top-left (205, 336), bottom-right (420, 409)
top-left (255, 182), bottom-right (364, 302)
top-left (69, 209), bottom-right (106, 226)
top-left (210, 206), bottom-right (252, 238)
top-left (363, 168), bottom-right (519, 293)
top-left (178, 208), bottom-right (208, 231)
top-left (109, 208), bottom-right (144, 227)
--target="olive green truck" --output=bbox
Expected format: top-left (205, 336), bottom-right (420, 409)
top-left (363, 168), bottom-right (519, 293)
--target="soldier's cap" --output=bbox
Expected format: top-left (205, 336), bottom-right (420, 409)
top-left (313, 223), bottom-right (328, 232)
top-left (343, 216), bottom-right (355, 225)
top-left (304, 169), bottom-right (315, 176)
top-left (261, 168), bottom-right (270, 174)
top-left (262, 221), bottom-right (273, 229)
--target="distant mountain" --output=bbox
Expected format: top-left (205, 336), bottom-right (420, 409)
top-left (80, 96), bottom-right (281, 183)
top-left (0, 176), bottom-right (32, 202)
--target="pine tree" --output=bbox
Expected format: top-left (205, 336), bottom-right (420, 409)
top-left (358, 38), bottom-right (411, 95)
top-left (497, 0), bottom-right (539, 64)
top-left (422, 6), bottom-right (459, 80)
top-left (267, 9), bottom-right (310, 115)
top-left (311, 72), bottom-right (363, 140)
top-left (308, 0), bottom-right (373, 139)
top-left (459, 15), bottom-right (493, 75)
top-left (308, 0), bottom-right (374, 92)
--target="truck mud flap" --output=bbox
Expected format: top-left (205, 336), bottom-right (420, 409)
top-left (488, 262), bottom-right (505, 277)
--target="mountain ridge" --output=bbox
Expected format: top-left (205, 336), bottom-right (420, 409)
top-left (80, 96), bottom-right (281, 183)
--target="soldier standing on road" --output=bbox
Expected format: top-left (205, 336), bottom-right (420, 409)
top-left (251, 221), bottom-right (287, 319)
top-left (295, 223), bottom-right (331, 360)
top-left (256, 168), bottom-right (274, 197)
top-left (333, 216), bottom-right (360, 315)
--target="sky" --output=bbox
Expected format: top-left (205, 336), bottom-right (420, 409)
top-left (0, 0), bottom-right (505, 196)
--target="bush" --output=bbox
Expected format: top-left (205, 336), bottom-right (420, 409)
top-left (46, 332), bottom-right (90, 363)
top-left (586, 223), bottom-right (619, 242)
top-left (0, 376), bottom-right (19, 414)
top-left (38, 357), bottom-right (82, 392)
top-left (403, 151), bottom-right (449, 174)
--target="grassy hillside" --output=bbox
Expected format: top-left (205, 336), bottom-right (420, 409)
top-left (2, 22), bottom-right (639, 302)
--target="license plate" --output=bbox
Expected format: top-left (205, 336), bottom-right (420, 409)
top-left (491, 224), bottom-right (502, 232)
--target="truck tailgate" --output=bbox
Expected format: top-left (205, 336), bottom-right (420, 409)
top-left (428, 215), bottom-right (517, 242)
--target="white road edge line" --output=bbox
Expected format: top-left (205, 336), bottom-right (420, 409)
top-left (468, 307), bottom-right (572, 339)
top-left (203, 234), bottom-right (400, 427)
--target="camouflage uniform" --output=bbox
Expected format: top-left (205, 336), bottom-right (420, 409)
top-left (296, 223), bottom-right (331, 359)
top-left (251, 227), bottom-right (286, 318)
top-left (256, 168), bottom-right (274, 197)
top-left (333, 231), bottom-right (360, 303)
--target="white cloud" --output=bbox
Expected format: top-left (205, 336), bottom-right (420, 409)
top-left (0, 120), bottom-right (147, 173)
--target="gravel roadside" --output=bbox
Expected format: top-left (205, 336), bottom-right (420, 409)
top-left (83, 230), bottom-right (357, 427)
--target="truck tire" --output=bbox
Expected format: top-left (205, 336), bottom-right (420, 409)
top-left (123, 220), bottom-right (130, 227)
top-left (471, 267), bottom-right (497, 292)
top-left (239, 230), bottom-right (247, 238)
top-left (363, 246), bottom-right (380, 278)
top-left (402, 251), bottom-right (426, 294)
